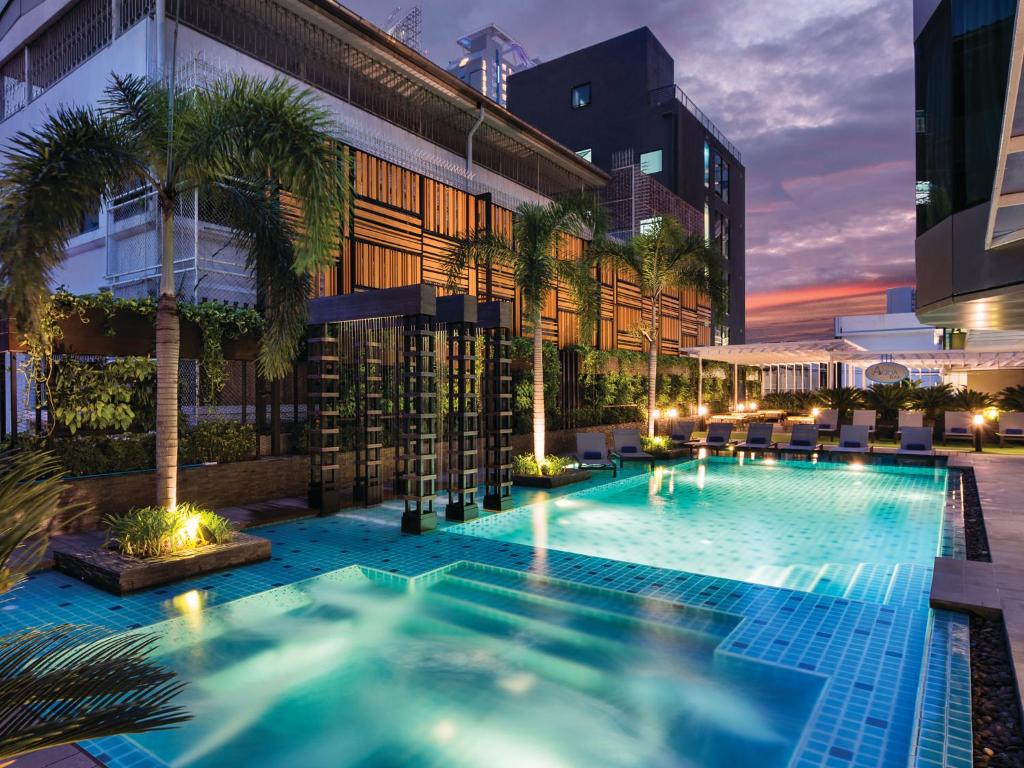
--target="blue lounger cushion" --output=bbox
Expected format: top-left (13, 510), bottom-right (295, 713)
top-left (582, 451), bottom-right (603, 460)
top-left (671, 434), bottom-right (688, 441)
top-left (749, 438), bottom-right (766, 445)
top-left (1005, 428), bottom-right (1023, 435)
top-left (949, 427), bottom-right (968, 433)
top-left (791, 439), bottom-right (811, 447)
top-left (708, 437), bottom-right (724, 444)
top-left (841, 441), bottom-right (862, 448)
top-left (906, 443), bottom-right (926, 451)
top-left (620, 445), bottom-right (638, 454)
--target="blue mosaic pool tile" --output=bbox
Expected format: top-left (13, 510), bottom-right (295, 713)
top-left (1, 458), bottom-right (974, 768)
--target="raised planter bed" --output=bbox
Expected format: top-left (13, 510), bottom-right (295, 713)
top-left (646, 447), bottom-right (692, 461)
top-left (51, 531), bottom-right (271, 595)
top-left (512, 470), bottom-right (591, 489)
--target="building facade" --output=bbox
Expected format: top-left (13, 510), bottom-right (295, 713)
top-left (507, 27), bottom-right (746, 344)
top-left (0, 0), bottom-right (722, 351)
top-left (914, 0), bottom-right (1024, 329)
top-left (445, 25), bottom-right (534, 108)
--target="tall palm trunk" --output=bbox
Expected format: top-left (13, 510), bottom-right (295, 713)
top-left (647, 298), bottom-right (659, 437)
top-left (155, 203), bottom-right (179, 510)
top-left (532, 315), bottom-right (545, 464)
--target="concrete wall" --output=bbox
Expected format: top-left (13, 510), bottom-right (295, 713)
top-left (966, 369), bottom-right (1024, 394)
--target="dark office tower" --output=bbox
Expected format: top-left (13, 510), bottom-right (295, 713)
top-left (915, 0), bottom-right (1024, 329)
top-left (508, 27), bottom-right (746, 345)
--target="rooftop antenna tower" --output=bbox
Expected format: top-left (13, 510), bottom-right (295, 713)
top-left (384, 5), bottom-right (422, 53)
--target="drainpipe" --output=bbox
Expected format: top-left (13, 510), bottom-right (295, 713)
top-left (155, 0), bottom-right (166, 79)
top-left (466, 103), bottom-right (485, 178)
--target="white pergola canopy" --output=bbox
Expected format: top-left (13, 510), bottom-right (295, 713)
top-left (680, 339), bottom-right (1024, 372)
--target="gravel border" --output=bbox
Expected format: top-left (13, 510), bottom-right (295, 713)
top-left (960, 467), bottom-right (1024, 767)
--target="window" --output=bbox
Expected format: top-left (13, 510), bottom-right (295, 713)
top-left (575, 148), bottom-right (592, 162)
top-left (703, 141), bottom-right (710, 189)
top-left (571, 83), bottom-right (591, 109)
top-left (639, 149), bottom-right (662, 175)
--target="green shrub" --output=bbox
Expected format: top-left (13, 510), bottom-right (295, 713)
top-left (641, 435), bottom-right (671, 452)
top-left (511, 453), bottom-right (573, 477)
top-left (179, 421), bottom-right (256, 465)
top-left (106, 502), bottom-right (233, 559)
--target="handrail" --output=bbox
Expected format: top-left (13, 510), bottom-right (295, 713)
top-left (649, 85), bottom-right (741, 162)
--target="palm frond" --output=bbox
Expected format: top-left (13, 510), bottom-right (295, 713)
top-left (445, 231), bottom-right (516, 294)
top-left (0, 624), bottom-right (190, 760)
top-left (217, 180), bottom-right (310, 380)
top-left (0, 451), bottom-right (89, 595)
top-left (180, 75), bottom-right (348, 276)
top-left (0, 107), bottom-right (144, 334)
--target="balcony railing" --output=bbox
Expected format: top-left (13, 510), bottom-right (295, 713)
top-left (649, 84), bottom-right (741, 162)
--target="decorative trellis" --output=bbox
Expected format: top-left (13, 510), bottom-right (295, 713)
top-left (306, 325), bottom-right (341, 512)
top-left (438, 296), bottom-right (479, 521)
top-left (480, 302), bottom-right (514, 511)
top-left (398, 314), bottom-right (437, 533)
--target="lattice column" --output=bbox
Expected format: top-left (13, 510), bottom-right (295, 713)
top-left (483, 326), bottom-right (513, 511)
top-left (307, 323), bottom-right (341, 513)
top-left (445, 322), bottom-right (478, 521)
top-left (353, 320), bottom-right (384, 505)
top-left (400, 314), bottom-right (438, 533)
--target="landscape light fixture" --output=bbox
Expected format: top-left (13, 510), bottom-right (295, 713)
top-left (973, 413), bottom-right (985, 453)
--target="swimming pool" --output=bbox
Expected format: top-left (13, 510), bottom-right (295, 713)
top-left (113, 564), bottom-right (822, 768)
top-left (448, 457), bottom-right (949, 601)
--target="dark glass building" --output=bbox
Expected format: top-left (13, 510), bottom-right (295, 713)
top-left (914, 0), bottom-right (1024, 328)
top-left (507, 28), bottom-right (746, 344)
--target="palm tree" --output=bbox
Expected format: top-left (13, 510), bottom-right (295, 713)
top-left (909, 383), bottom-right (956, 437)
top-left (0, 450), bottom-right (188, 759)
top-left (998, 384), bottom-right (1024, 411)
top-left (862, 381), bottom-right (918, 423)
top-left (815, 386), bottom-right (865, 425)
top-left (949, 388), bottom-right (996, 412)
top-left (0, 74), bottom-right (347, 510)
top-left (445, 199), bottom-right (599, 463)
top-left (601, 217), bottom-right (726, 435)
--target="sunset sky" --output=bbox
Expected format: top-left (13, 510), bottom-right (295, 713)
top-left (345, 0), bottom-right (917, 342)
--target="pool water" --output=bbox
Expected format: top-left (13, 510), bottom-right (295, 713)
top-left (449, 457), bottom-right (948, 600)
top-left (123, 565), bottom-right (823, 768)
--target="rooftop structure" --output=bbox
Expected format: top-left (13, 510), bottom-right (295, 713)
top-left (446, 24), bottom-right (535, 107)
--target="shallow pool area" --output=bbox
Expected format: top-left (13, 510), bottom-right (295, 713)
top-left (449, 457), bottom-right (949, 600)
top-left (114, 565), bottom-right (821, 768)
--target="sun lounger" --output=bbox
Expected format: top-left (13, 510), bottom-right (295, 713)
top-left (572, 432), bottom-right (617, 476)
top-left (779, 424), bottom-right (821, 454)
top-left (852, 409), bottom-right (877, 434)
top-left (827, 425), bottom-right (871, 453)
top-left (611, 429), bottom-right (655, 468)
top-left (943, 411), bottom-right (974, 442)
top-left (997, 412), bottom-right (1024, 447)
top-left (736, 422), bottom-right (776, 452)
top-left (897, 426), bottom-right (934, 456)
top-left (815, 408), bottom-right (838, 435)
top-left (666, 419), bottom-right (696, 446)
top-left (690, 423), bottom-right (735, 454)
top-left (897, 410), bottom-right (923, 436)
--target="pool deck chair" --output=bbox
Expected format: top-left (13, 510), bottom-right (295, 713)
top-left (573, 432), bottom-right (618, 476)
top-left (897, 410), bottom-right (924, 436)
top-left (997, 412), bottom-right (1024, 447)
top-left (779, 424), bottom-right (822, 454)
top-left (897, 426), bottom-right (934, 456)
top-left (815, 409), bottom-right (839, 436)
top-left (943, 411), bottom-right (974, 443)
top-left (736, 422), bottom-right (776, 452)
top-left (828, 425), bottom-right (872, 454)
top-left (666, 419), bottom-right (696, 446)
top-left (611, 429), bottom-right (656, 469)
top-left (852, 409), bottom-right (877, 434)
top-left (691, 423), bottom-right (735, 454)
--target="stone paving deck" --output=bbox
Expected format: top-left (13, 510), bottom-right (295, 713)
top-left (949, 452), bottom-right (1024, 717)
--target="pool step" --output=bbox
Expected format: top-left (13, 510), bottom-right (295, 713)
top-left (440, 563), bottom-right (738, 640)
